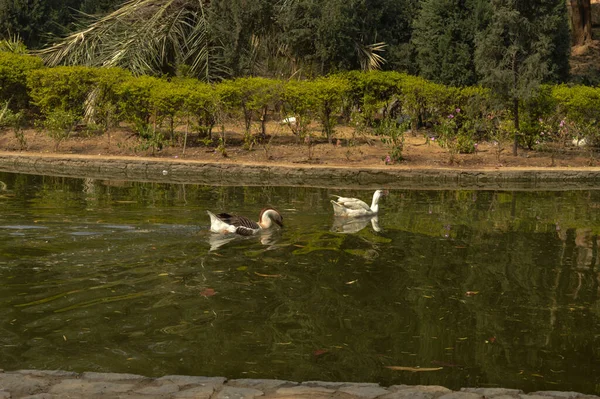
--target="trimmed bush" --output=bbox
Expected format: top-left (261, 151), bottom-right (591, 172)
top-left (0, 52), bottom-right (44, 111)
top-left (27, 66), bottom-right (98, 118)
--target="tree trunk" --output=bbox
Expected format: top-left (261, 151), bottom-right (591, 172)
top-left (513, 97), bottom-right (519, 156)
top-left (512, 52), bottom-right (519, 157)
top-left (568, 0), bottom-right (593, 45)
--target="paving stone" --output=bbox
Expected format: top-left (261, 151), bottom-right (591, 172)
top-left (157, 375), bottom-right (226, 388)
top-left (229, 379), bottom-right (294, 391)
top-left (0, 373), bottom-right (51, 397)
top-left (81, 372), bottom-right (148, 382)
top-left (16, 370), bottom-right (79, 378)
top-left (0, 391), bottom-right (9, 399)
top-left (439, 393), bottom-right (484, 399)
top-left (134, 382), bottom-right (180, 395)
top-left (214, 386), bottom-right (264, 399)
top-left (173, 385), bottom-right (216, 399)
top-left (461, 388), bottom-right (523, 397)
top-left (490, 396), bottom-right (521, 399)
top-left (520, 395), bottom-right (556, 399)
top-left (301, 381), bottom-right (346, 389)
top-left (380, 390), bottom-right (437, 399)
top-left (21, 394), bottom-right (54, 399)
top-left (49, 379), bottom-right (137, 396)
top-left (337, 384), bottom-right (390, 399)
top-left (389, 385), bottom-right (452, 396)
top-left (529, 393), bottom-right (598, 399)
top-left (274, 385), bottom-right (335, 397)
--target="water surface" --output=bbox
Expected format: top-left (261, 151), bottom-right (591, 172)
top-left (1, 172), bottom-right (599, 394)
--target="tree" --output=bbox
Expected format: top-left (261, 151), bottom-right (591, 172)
top-left (567, 0), bottom-right (593, 45)
top-left (412, 0), bottom-right (491, 87)
top-left (474, 0), bottom-right (570, 156)
top-left (0, 0), bottom-right (122, 49)
top-left (277, 0), bottom-right (418, 76)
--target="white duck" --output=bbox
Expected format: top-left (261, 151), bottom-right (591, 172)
top-left (207, 207), bottom-right (283, 235)
top-left (330, 190), bottom-right (386, 217)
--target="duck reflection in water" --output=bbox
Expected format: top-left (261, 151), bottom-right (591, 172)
top-left (331, 215), bottom-right (381, 234)
top-left (207, 229), bottom-right (281, 251)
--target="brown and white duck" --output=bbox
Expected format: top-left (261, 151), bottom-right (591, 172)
top-left (207, 208), bottom-right (283, 235)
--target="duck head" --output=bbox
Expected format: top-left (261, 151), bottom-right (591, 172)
top-left (259, 208), bottom-right (284, 228)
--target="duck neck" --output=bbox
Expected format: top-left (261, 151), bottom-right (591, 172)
top-left (259, 209), bottom-right (277, 228)
top-left (370, 192), bottom-right (381, 213)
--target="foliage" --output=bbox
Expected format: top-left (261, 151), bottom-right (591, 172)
top-left (87, 67), bottom-right (132, 131)
top-left (0, 0), bottom-right (122, 49)
top-left (26, 66), bottom-right (98, 118)
top-left (308, 75), bottom-right (350, 142)
top-left (0, 52), bottom-right (44, 110)
top-left (0, 36), bottom-right (28, 54)
top-left (474, 0), bottom-right (570, 155)
top-left (113, 74), bottom-right (162, 134)
top-left (36, 0), bottom-right (220, 81)
top-left (344, 70), bottom-right (405, 127)
top-left (281, 80), bottom-right (315, 138)
top-left (549, 84), bottom-right (600, 150)
top-left (376, 117), bottom-right (408, 163)
top-left (179, 79), bottom-right (220, 140)
top-left (412, 0), bottom-right (490, 87)
top-left (0, 100), bottom-right (26, 149)
top-left (216, 77), bottom-right (282, 148)
top-left (41, 109), bottom-right (77, 151)
top-left (0, 61), bottom-right (599, 159)
top-left (435, 108), bottom-right (476, 163)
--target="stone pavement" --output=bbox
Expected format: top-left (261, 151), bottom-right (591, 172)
top-left (0, 369), bottom-right (598, 399)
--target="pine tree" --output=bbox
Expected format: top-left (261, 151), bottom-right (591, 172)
top-left (474, 0), bottom-right (570, 156)
top-left (412, 0), bottom-right (491, 87)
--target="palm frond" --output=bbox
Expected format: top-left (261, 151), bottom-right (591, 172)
top-left (35, 0), bottom-right (223, 81)
top-left (355, 41), bottom-right (387, 71)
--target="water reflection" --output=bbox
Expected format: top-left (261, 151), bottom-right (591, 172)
top-left (331, 215), bottom-right (382, 234)
top-left (207, 229), bottom-right (282, 251)
top-left (0, 172), bottom-right (599, 395)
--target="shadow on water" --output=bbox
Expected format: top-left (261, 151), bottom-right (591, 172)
top-left (0, 172), bottom-right (599, 395)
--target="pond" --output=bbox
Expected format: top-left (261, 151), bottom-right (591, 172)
top-left (0, 171), bottom-right (599, 395)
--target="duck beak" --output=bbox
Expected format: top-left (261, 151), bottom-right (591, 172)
top-left (276, 218), bottom-right (284, 227)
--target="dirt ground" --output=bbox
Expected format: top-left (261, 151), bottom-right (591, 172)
top-left (0, 120), bottom-right (597, 170)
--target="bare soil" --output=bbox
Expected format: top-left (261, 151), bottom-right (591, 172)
top-left (0, 120), bottom-right (597, 171)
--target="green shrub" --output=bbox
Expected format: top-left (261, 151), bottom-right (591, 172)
top-left (42, 109), bottom-right (77, 151)
top-left (0, 52), bottom-right (44, 110)
top-left (309, 75), bottom-right (351, 142)
top-left (88, 67), bottom-right (132, 131)
top-left (114, 75), bottom-right (162, 134)
top-left (217, 77), bottom-right (282, 147)
top-left (179, 79), bottom-right (220, 140)
top-left (281, 80), bottom-right (315, 138)
top-left (27, 66), bottom-right (98, 118)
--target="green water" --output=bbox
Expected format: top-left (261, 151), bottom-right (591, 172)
top-left (1, 172), bottom-right (599, 394)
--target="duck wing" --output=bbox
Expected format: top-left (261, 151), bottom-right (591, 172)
top-left (217, 213), bottom-right (260, 236)
top-left (334, 197), bottom-right (371, 211)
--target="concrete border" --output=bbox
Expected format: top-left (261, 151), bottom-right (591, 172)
top-left (2, 152), bottom-right (600, 190)
top-left (0, 369), bottom-right (598, 399)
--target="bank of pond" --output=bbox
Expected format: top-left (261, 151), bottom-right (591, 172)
top-left (1, 51), bottom-right (600, 161)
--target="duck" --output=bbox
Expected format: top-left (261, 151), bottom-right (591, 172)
top-left (207, 207), bottom-right (283, 236)
top-left (330, 190), bottom-right (386, 217)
